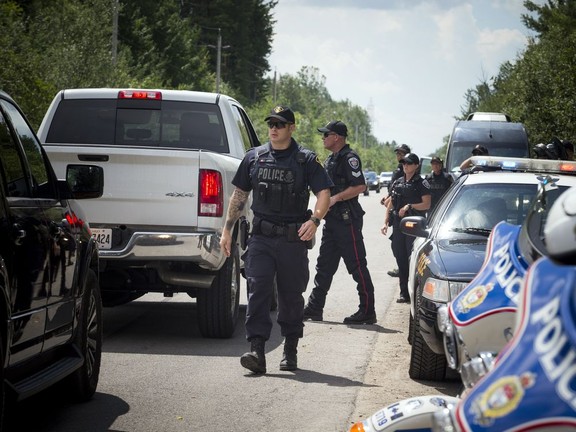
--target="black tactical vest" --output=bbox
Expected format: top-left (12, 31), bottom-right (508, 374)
top-left (325, 150), bottom-right (351, 194)
top-left (250, 143), bottom-right (310, 222)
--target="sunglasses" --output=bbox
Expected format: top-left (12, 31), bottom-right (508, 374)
top-left (401, 161), bottom-right (415, 165)
top-left (267, 121), bottom-right (288, 129)
top-left (472, 151), bottom-right (482, 156)
top-left (322, 132), bottom-right (337, 138)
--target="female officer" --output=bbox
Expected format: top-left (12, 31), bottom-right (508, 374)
top-left (381, 153), bottom-right (431, 303)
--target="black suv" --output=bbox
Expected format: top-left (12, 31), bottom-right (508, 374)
top-left (0, 91), bottom-right (103, 423)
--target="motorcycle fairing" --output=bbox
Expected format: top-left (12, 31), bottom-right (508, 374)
top-left (455, 257), bottom-right (576, 430)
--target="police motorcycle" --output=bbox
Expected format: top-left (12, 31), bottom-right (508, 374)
top-left (347, 158), bottom-right (576, 432)
top-left (348, 185), bottom-right (576, 432)
top-left (432, 184), bottom-right (576, 431)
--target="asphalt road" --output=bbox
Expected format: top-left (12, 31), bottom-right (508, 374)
top-left (6, 188), bottom-right (444, 432)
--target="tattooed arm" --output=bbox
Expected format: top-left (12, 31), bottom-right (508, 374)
top-left (220, 187), bottom-right (250, 257)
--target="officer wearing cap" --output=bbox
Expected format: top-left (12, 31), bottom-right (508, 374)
top-left (381, 153), bottom-right (431, 303)
top-left (303, 120), bottom-right (377, 325)
top-left (459, 145), bottom-right (489, 171)
top-left (388, 143), bottom-right (411, 193)
top-left (220, 105), bottom-right (332, 374)
top-left (425, 156), bottom-right (453, 214)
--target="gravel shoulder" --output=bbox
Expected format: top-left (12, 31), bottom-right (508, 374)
top-left (348, 296), bottom-right (461, 427)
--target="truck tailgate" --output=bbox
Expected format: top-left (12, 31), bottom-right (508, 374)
top-left (45, 146), bottom-right (201, 227)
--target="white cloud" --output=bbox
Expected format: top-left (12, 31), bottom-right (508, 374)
top-left (267, 1), bottom-right (539, 156)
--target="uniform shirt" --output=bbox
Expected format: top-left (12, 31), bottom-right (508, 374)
top-left (425, 171), bottom-right (453, 211)
top-left (390, 174), bottom-right (431, 218)
top-left (233, 139), bottom-right (333, 222)
top-left (324, 144), bottom-right (365, 220)
top-left (388, 162), bottom-right (404, 193)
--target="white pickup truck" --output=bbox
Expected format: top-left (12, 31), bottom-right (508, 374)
top-left (37, 88), bottom-right (261, 338)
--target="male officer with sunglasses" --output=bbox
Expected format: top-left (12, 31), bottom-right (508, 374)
top-left (303, 120), bottom-right (377, 324)
top-left (381, 153), bottom-right (431, 303)
top-left (220, 105), bottom-right (332, 374)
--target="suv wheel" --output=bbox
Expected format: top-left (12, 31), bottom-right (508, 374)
top-left (197, 243), bottom-right (240, 338)
top-left (409, 296), bottom-right (447, 380)
top-left (62, 269), bottom-right (103, 400)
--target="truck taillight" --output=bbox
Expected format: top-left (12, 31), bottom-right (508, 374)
top-left (118, 90), bottom-right (162, 100)
top-left (199, 169), bottom-right (223, 217)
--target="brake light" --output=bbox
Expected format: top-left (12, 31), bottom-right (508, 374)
top-left (118, 90), bottom-right (162, 100)
top-left (65, 211), bottom-right (85, 229)
top-left (199, 169), bottom-right (223, 217)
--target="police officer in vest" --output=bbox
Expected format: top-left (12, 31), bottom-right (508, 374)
top-left (381, 153), bottom-right (431, 303)
top-left (303, 120), bottom-right (377, 324)
top-left (220, 105), bottom-right (332, 374)
top-left (425, 156), bottom-right (453, 214)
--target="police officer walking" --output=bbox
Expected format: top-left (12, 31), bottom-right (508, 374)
top-left (303, 121), bottom-right (377, 324)
top-left (381, 153), bottom-right (431, 303)
top-left (220, 105), bottom-right (332, 374)
top-left (425, 156), bottom-right (453, 214)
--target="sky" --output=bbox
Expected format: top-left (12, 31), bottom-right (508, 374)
top-left (267, 0), bottom-right (543, 157)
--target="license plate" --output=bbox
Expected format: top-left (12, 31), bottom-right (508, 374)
top-left (92, 228), bottom-right (112, 250)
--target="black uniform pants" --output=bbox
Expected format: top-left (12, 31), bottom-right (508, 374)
top-left (307, 216), bottom-right (375, 314)
top-left (243, 234), bottom-right (309, 341)
top-left (391, 221), bottom-right (415, 299)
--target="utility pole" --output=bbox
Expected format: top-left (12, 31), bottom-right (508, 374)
top-left (111, 0), bottom-right (118, 65)
top-left (216, 28), bottom-right (222, 92)
top-left (203, 27), bottom-right (230, 93)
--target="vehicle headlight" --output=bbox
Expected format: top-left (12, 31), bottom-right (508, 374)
top-left (460, 352), bottom-right (496, 389)
top-left (423, 278), bottom-right (467, 302)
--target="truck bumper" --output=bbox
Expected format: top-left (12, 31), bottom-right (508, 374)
top-left (99, 231), bottom-right (225, 269)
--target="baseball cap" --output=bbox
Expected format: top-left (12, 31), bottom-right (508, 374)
top-left (471, 145), bottom-right (489, 156)
top-left (430, 156), bottom-right (443, 164)
top-left (264, 105), bottom-right (295, 123)
top-left (318, 120), bottom-right (348, 137)
top-left (394, 144), bottom-right (411, 154)
top-left (400, 153), bottom-right (420, 165)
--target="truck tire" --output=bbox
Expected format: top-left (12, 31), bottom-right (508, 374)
top-left (62, 268), bottom-right (103, 401)
top-left (197, 243), bottom-right (240, 338)
top-left (408, 296), bottom-right (447, 381)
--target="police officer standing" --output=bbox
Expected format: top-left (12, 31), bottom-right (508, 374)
top-left (381, 153), bottom-right (431, 303)
top-left (303, 121), bottom-right (377, 324)
top-left (220, 105), bottom-right (332, 374)
top-left (381, 143), bottom-right (412, 278)
top-left (425, 156), bottom-right (453, 214)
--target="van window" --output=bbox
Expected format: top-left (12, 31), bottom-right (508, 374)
top-left (45, 99), bottom-right (229, 152)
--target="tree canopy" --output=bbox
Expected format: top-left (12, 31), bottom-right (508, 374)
top-left (2, 0), bottom-right (574, 174)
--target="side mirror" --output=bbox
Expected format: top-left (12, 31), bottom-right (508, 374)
top-left (66, 164), bottom-right (104, 199)
top-left (400, 216), bottom-right (429, 238)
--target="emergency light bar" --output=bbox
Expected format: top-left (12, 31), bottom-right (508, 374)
top-left (469, 156), bottom-right (576, 175)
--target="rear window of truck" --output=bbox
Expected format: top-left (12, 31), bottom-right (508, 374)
top-left (45, 99), bottom-right (229, 152)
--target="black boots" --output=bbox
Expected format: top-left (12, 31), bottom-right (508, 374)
top-left (279, 337), bottom-right (298, 371)
top-left (241, 337), bottom-right (266, 374)
top-left (241, 337), bottom-right (298, 373)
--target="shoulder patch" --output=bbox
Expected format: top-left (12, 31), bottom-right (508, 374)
top-left (348, 157), bottom-right (360, 170)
